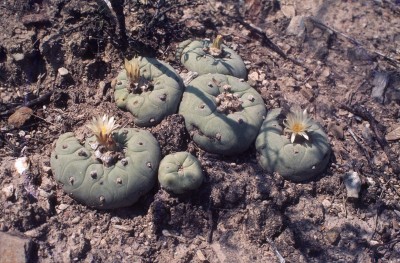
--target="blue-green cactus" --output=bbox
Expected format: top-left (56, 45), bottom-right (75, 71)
top-left (176, 36), bottom-right (247, 79)
top-left (255, 108), bottom-right (331, 182)
top-left (158, 152), bottom-right (204, 194)
top-left (50, 128), bottom-right (161, 209)
top-left (179, 73), bottom-right (266, 155)
top-left (112, 57), bottom-right (184, 127)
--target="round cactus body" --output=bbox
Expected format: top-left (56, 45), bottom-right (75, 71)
top-left (50, 129), bottom-right (161, 209)
top-left (177, 39), bottom-right (247, 79)
top-left (113, 57), bottom-right (184, 127)
top-left (255, 108), bottom-right (331, 182)
top-left (158, 152), bottom-right (204, 194)
top-left (179, 73), bottom-right (266, 155)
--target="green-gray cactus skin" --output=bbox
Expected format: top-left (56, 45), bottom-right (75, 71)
top-left (176, 39), bottom-right (247, 79)
top-left (255, 108), bottom-right (331, 182)
top-left (179, 73), bottom-right (266, 155)
top-left (158, 152), bottom-right (204, 194)
top-left (113, 57), bottom-right (184, 127)
top-left (50, 129), bottom-right (161, 209)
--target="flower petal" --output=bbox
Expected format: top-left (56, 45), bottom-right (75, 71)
top-left (291, 133), bottom-right (296, 143)
top-left (300, 132), bottom-right (309, 140)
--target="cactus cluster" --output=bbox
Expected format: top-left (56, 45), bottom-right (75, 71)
top-left (50, 127), bottom-right (161, 209)
top-left (50, 34), bottom-right (333, 210)
top-left (158, 152), bottom-right (204, 194)
top-left (112, 56), bottom-right (184, 127)
top-left (255, 108), bottom-right (331, 182)
top-left (179, 73), bottom-right (266, 155)
top-left (176, 36), bottom-right (247, 79)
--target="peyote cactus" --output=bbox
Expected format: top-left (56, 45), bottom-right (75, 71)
top-left (50, 121), bottom-right (161, 209)
top-left (176, 35), bottom-right (247, 79)
top-left (112, 56), bottom-right (184, 127)
top-left (158, 152), bottom-right (204, 194)
top-left (179, 73), bottom-right (266, 155)
top-left (255, 108), bottom-right (331, 182)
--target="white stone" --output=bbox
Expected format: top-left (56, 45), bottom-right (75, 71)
top-left (322, 199), bottom-right (332, 209)
top-left (58, 67), bottom-right (69, 76)
top-left (14, 157), bottom-right (30, 175)
top-left (343, 171), bottom-right (361, 199)
top-left (248, 71), bottom-right (259, 82)
top-left (286, 16), bottom-right (305, 37)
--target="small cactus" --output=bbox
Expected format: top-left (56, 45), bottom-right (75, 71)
top-left (50, 127), bottom-right (161, 209)
top-left (179, 73), bottom-right (266, 155)
top-left (112, 57), bottom-right (184, 127)
top-left (176, 36), bottom-right (247, 79)
top-left (158, 152), bottom-right (204, 194)
top-left (255, 108), bottom-right (331, 182)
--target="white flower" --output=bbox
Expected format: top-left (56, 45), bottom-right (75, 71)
top-left (86, 115), bottom-right (120, 149)
top-left (283, 107), bottom-right (314, 143)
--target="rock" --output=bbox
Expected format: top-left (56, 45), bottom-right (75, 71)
top-left (300, 86), bottom-right (315, 102)
top-left (112, 225), bottom-right (134, 233)
top-left (286, 16), bottom-right (305, 37)
top-left (11, 53), bottom-right (25, 62)
top-left (14, 157), bottom-right (30, 175)
top-left (328, 122), bottom-right (345, 140)
top-left (385, 126), bottom-right (400, 141)
top-left (326, 228), bottom-right (341, 245)
top-left (281, 5), bottom-right (296, 18)
top-left (361, 124), bottom-right (374, 144)
top-left (347, 47), bottom-right (375, 62)
top-left (71, 217), bottom-right (81, 224)
top-left (56, 204), bottom-right (70, 213)
top-left (343, 171), bottom-right (361, 199)
top-left (0, 231), bottom-right (33, 263)
top-left (58, 67), bottom-right (69, 76)
top-left (248, 71), bottom-right (259, 82)
top-left (322, 199), bottom-right (332, 209)
top-left (2, 184), bottom-right (15, 200)
top-left (196, 250), bottom-right (207, 261)
top-left (371, 71), bottom-right (389, 104)
top-left (8, 107), bottom-right (33, 128)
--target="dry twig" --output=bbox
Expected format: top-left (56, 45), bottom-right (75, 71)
top-left (217, 5), bottom-right (308, 70)
top-left (347, 128), bottom-right (374, 169)
top-left (0, 91), bottom-right (53, 117)
top-left (309, 17), bottom-right (400, 68)
top-left (338, 103), bottom-right (400, 174)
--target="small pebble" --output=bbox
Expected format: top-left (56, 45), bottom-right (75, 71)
top-left (322, 199), bottom-right (332, 209)
top-left (112, 225), bottom-right (134, 233)
top-left (14, 157), bottom-right (30, 175)
top-left (326, 228), bottom-right (341, 245)
top-left (328, 122), bottom-right (344, 140)
top-left (71, 217), bottom-right (81, 224)
top-left (8, 107), bottom-right (33, 128)
top-left (385, 126), bottom-right (400, 141)
top-left (2, 185), bottom-right (15, 200)
top-left (58, 67), bottom-right (69, 76)
top-left (196, 250), bottom-right (207, 261)
top-left (286, 16), bottom-right (305, 37)
top-left (280, 4), bottom-right (295, 18)
top-left (343, 171), bottom-right (361, 199)
top-left (11, 53), bottom-right (24, 61)
top-left (248, 71), bottom-right (259, 82)
top-left (24, 228), bottom-right (41, 238)
top-left (57, 204), bottom-right (69, 212)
